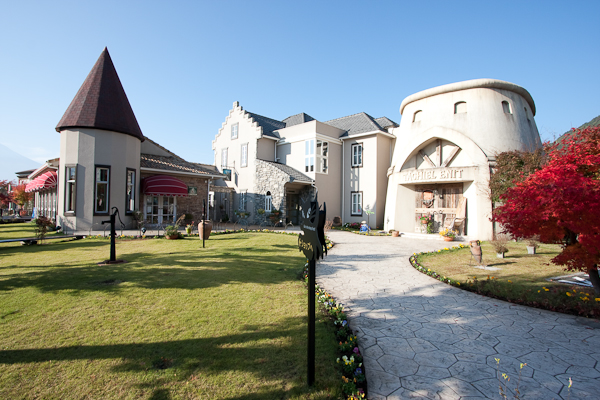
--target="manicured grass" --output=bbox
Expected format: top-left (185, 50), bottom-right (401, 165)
top-left (414, 241), bottom-right (600, 317)
top-left (0, 227), bottom-right (341, 399)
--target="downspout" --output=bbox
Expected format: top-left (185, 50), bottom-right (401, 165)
top-left (207, 179), bottom-right (211, 221)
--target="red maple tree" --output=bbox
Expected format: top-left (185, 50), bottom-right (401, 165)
top-left (494, 126), bottom-right (600, 293)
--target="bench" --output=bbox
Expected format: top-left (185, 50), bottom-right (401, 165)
top-left (0, 235), bottom-right (85, 245)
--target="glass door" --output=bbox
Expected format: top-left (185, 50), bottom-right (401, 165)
top-left (145, 196), bottom-right (177, 225)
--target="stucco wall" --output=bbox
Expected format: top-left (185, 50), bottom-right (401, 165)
top-left (58, 128), bottom-right (141, 232)
top-left (385, 79), bottom-right (542, 240)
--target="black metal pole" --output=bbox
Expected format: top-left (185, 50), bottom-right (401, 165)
top-left (308, 258), bottom-right (315, 386)
top-left (110, 212), bottom-right (116, 262)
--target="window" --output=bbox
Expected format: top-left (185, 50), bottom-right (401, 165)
top-left (231, 123), bottom-right (239, 139)
top-left (502, 101), bottom-right (512, 114)
top-left (413, 110), bottom-right (422, 122)
top-left (208, 192), bottom-right (215, 208)
top-left (241, 143), bottom-right (248, 167)
top-left (125, 169), bottom-right (136, 214)
top-left (94, 166), bottom-right (110, 214)
top-left (305, 139), bottom-right (315, 172)
top-left (265, 191), bottom-right (272, 213)
top-left (239, 192), bottom-right (247, 211)
top-left (316, 140), bottom-right (328, 174)
top-left (65, 165), bottom-right (77, 214)
top-left (351, 143), bottom-right (363, 167)
top-left (454, 102), bottom-right (467, 114)
top-left (524, 107), bottom-right (530, 120)
top-left (221, 148), bottom-right (228, 168)
top-left (351, 192), bottom-right (362, 216)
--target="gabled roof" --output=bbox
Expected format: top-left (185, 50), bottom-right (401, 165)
top-left (374, 117), bottom-right (399, 130)
top-left (56, 47), bottom-right (144, 141)
top-left (247, 112), bottom-right (285, 138)
top-left (141, 154), bottom-right (223, 177)
top-left (141, 137), bottom-right (223, 177)
top-left (283, 113), bottom-right (315, 127)
top-left (325, 112), bottom-right (395, 137)
top-left (260, 160), bottom-right (313, 183)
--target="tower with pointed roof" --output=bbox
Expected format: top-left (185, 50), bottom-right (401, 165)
top-left (56, 47), bottom-right (144, 231)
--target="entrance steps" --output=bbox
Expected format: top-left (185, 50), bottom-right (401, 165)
top-left (398, 232), bottom-right (476, 242)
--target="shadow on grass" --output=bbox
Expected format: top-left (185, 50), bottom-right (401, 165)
top-left (0, 235), bottom-right (305, 293)
top-left (0, 316), bottom-right (334, 399)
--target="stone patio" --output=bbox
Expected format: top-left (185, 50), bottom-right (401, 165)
top-left (317, 231), bottom-right (600, 399)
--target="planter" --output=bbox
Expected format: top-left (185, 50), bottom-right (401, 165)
top-left (185, 228), bottom-right (192, 235)
top-left (391, 231), bottom-right (400, 237)
top-left (420, 220), bottom-right (429, 224)
top-left (527, 246), bottom-right (536, 255)
top-left (198, 221), bottom-right (213, 240)
top-left (443, 236), bottom-right (454, 242)
top-left (496, 252), bottom-right (505, 259)
top-left (166, 234), bottom-right (180, 240)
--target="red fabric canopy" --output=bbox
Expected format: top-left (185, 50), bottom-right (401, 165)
top-left (25, 171), bottom-right (58, 192)
top-left (142, 175), bottom-right (188, 197)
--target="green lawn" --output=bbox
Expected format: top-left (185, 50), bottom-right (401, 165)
top-left (0, 227), bottom-right (340, 399)
top-left (415, 241), bottom-right (600, 317)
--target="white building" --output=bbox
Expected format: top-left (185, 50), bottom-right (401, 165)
top-left (384, 79), bottom-right (542, 240)
top-left (212, 102), bottom-right (397, 227)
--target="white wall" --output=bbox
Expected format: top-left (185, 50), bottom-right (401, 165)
top-left (58, 128), bottom-right (141, 232)
top-left (385, 80), bottom-right (542, 240)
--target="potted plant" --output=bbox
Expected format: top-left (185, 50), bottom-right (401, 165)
top-left (439, 228), bottom-right (457, 241)
top-left (419, 215), bottom-right (431, 225)
top-left (164, 215), bottom-right (185, 239)
top-left (526, 236), bottom-right (539, 255)
top-left (491, 234), bottom-right (509, 258)
top-left (185, 222), bottom-right (194, 235)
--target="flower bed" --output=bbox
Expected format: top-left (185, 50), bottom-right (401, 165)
top-left (410, 246), bottom-right (600, 318)
top-left (303, 246), bottom-right (367, 399)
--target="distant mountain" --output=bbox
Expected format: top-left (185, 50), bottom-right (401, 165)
top-left (0, 144), bottom-right (40, 181)
top-left (555, 114), bottom-right (600, 145)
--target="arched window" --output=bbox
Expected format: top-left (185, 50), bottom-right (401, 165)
top-left (454, 101), bottom-right (467, 114)
top-left (524, 107), bottom-right (530, 120)
top-left (502, 101), bottom-right (512, 114)
top-left (413, 110), bottom-right (422, 122)
top-left (265, 191), bottom-right (272, 213)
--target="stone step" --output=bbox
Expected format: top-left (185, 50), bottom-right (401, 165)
top-left (398, 232), bottom-right (477, 242)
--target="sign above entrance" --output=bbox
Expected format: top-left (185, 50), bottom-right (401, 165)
top-left (401, 166), bottom-right (478, 183)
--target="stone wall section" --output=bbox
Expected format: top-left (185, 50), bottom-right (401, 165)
top-left (254, 159), bottom-right (291, 224)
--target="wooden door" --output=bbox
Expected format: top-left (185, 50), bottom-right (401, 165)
top-left (415, 184), bottom-right (463, 232)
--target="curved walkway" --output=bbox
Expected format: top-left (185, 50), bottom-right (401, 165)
top-left (317, 231), bottom-right (600, 399)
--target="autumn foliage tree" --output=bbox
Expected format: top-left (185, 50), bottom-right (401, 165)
top-left (10, 183), bottom-right (31, 211)
top-left (494, 126), bottom-right (600, 293)
top-left (0, 180), bottom-right (13, 208)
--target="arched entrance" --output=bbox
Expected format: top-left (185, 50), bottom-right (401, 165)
top-left (415, 183), bottom-right (465, 234)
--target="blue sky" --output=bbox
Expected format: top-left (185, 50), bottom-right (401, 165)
top-left (1, 0), bottom-right (598, 166)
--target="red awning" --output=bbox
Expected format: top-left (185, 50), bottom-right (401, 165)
top-left (26, 171), bottom-right (58, 193)
top-left (142, 175), bottom-right (188, 197)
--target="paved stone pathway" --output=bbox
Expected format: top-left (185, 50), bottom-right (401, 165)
top-left (317, 231), bottom-right (600, 399)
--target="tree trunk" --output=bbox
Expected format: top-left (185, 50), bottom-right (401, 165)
top-left (588, 266), bottom-right (600, 295)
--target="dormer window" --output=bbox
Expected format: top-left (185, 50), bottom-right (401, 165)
top-left (454, 102), bottom-right (467, 114)
top-left (413, 110), bottom-right (422, 122)
top-left (502, 101), bottom-right (512, 114)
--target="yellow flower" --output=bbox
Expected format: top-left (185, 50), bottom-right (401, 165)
top-left (508, 280), bottom-right (512, 283)
top-left (537, 290), bottom-right (540, 293)
top-left (595, 298), bottom-right (600, 302)
top-left (566, 292), bottom-right (572, 297)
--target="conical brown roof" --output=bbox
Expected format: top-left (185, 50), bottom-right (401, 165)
top-left (56, 47), bottom-right (144, 141)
